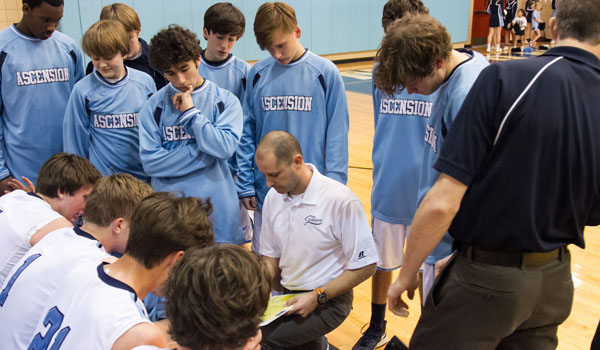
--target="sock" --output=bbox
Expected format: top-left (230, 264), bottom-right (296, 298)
top-left (370, 303), bottom-right (387, 324)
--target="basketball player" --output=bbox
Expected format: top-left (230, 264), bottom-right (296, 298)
top-left (236, 1), bottom-right (349, 252)
top-left (64, 20), bottom-right (155, 181)
top-left (0, 153), bottom-right (101, 284)
top-left (374, 12), bottom-right (488, 315)
top-left (138, 25), bottom-right (244, 245)
top-left (0, 0), bottom-right (84, 191)
top-left (27, 192), bottom-right (215, 349)
top-left (85, 3), bottom-right (168, 90)
top-left (199, 2), bottom-right (253, 242)
top-left (354, 1), bottom-right (434, 349)
top-left (132, 245), bottom-right (270, 350)
top-left (0, 173), bottom-right (152, 349)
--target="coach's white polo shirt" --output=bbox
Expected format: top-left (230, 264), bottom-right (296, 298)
top-left (260, 164), bottom-right (377, 291)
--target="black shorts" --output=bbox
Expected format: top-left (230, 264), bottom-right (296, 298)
top-left (513, 23), bottom-right (525, 35)
top-left (489, 12), bottom-right (502, 28)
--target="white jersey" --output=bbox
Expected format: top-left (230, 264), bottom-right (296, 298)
top-left (0, 227), bottom-right (108, 349)
top-left (0, 190), bottom-right (62, 284)
top-left (28, 261), bottom-right (150, 350)
top-left (260, 164), bottom-right (378, 290)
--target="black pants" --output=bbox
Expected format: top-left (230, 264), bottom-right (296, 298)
top-left (261, 290), bottom-right (353, 350)
top-left (410, 250), bottom-right (573, 349)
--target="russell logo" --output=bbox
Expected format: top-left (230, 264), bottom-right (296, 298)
top-left (358, 251), bottom-right (366, 260)
top-left (304, 215), bottom-right (323, 226)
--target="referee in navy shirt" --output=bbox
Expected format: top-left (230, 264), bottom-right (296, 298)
top-left (386, 0), bottom-right (600, 349)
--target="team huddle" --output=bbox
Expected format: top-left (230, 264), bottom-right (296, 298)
top-left (0, 0), bottom-right (599, 349)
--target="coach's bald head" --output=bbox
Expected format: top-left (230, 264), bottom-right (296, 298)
top-left (256, 130), bottom-right (303, 166)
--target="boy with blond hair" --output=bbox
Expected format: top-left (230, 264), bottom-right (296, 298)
top-left (237, 2), bottom-right (349, 251)
top-left (64, 19), bottom-right (156, 181)
top-left (85, 3), bottom-right (167, 90)
top-left (0, 173), bottom-right (153, 349)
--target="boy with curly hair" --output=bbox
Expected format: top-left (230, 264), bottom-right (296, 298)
top-left (354, 1), bottom-right (433, 349)
top-left (139, 25), bottom-right (244, 245)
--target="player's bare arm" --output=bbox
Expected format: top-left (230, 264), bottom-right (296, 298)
top-left (29, 217), bottom-right (74, 246)
top-left (111, 322), bottom-right (168, 350)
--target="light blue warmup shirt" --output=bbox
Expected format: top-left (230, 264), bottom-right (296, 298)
top-left (418, 50), bottom-right (489, 264)
top-left (0, 25), bottom-right (83, 183)
top-left (199, 53), bottom-right (250, 176)
top-left (138, 80), bottom-right (244, 244)
top-left (63, 67), bottom-right (156, 180)
top-left (236, 50), bottom-right (349, 209)
top-left (371, 67), bottom-right (437, 225)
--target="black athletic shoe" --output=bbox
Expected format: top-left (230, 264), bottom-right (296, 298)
top-left (353, 320), bottom-right (388, 350)
top-left (322, 335), bottom-right (329, 350)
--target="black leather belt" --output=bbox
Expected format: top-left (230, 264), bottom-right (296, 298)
top-left (455, 242), bottom-right (566, 269)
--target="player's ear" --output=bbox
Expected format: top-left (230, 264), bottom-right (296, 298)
top-left (549, 17), bottom-right (558, 42)
top-left (294, 26), bottom-right (302, 39)
top-left (292, 154), bottom-right (303, 167)
top-left (203, 27), bottom-right (209, 40)
top-left (56, 188), bottom-right (66, 200)
top-left (21, 3), bottom-right (31, 16)
top-left (112, 217), bottom-right (126, 234)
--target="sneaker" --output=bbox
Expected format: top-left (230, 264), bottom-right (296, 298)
top-left (322, 335), bottom-right (329, 350)
top-left (353, 320), bottom-right (388, 350)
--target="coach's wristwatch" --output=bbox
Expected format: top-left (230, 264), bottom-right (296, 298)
top-left (315, 288), bottom-right (327, 306)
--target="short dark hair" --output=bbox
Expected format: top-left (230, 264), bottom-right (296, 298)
top-left (124, 192), bottom-right (215, 269)
top-left (165, 245), bottom-right (270, 350)
top-left (556, 0), bottom-right (600, 45)
top-left (254, 2), bottom-right (298, 50)
top-left (36, 153), bottom-right (101, 198)
top-left (22, 0), bottom-right (63, 8)
top-left (374, 14), bottom-right (452, 96)
top-left (204, 2), bottom-right (245, 38)
top-left (257, 130), bottom-right (303, 165)
top-left (381, 0), bottom-right (428, 31)
top-left (149, 25), bottom-right (202, 72)
top-left (82, 174), bottom-right (153, 227)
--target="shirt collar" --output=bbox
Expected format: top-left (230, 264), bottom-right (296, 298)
top-left (284, 164), bottom-right (321, 206)
top-left (542, 46), bottom-right (600, 72)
